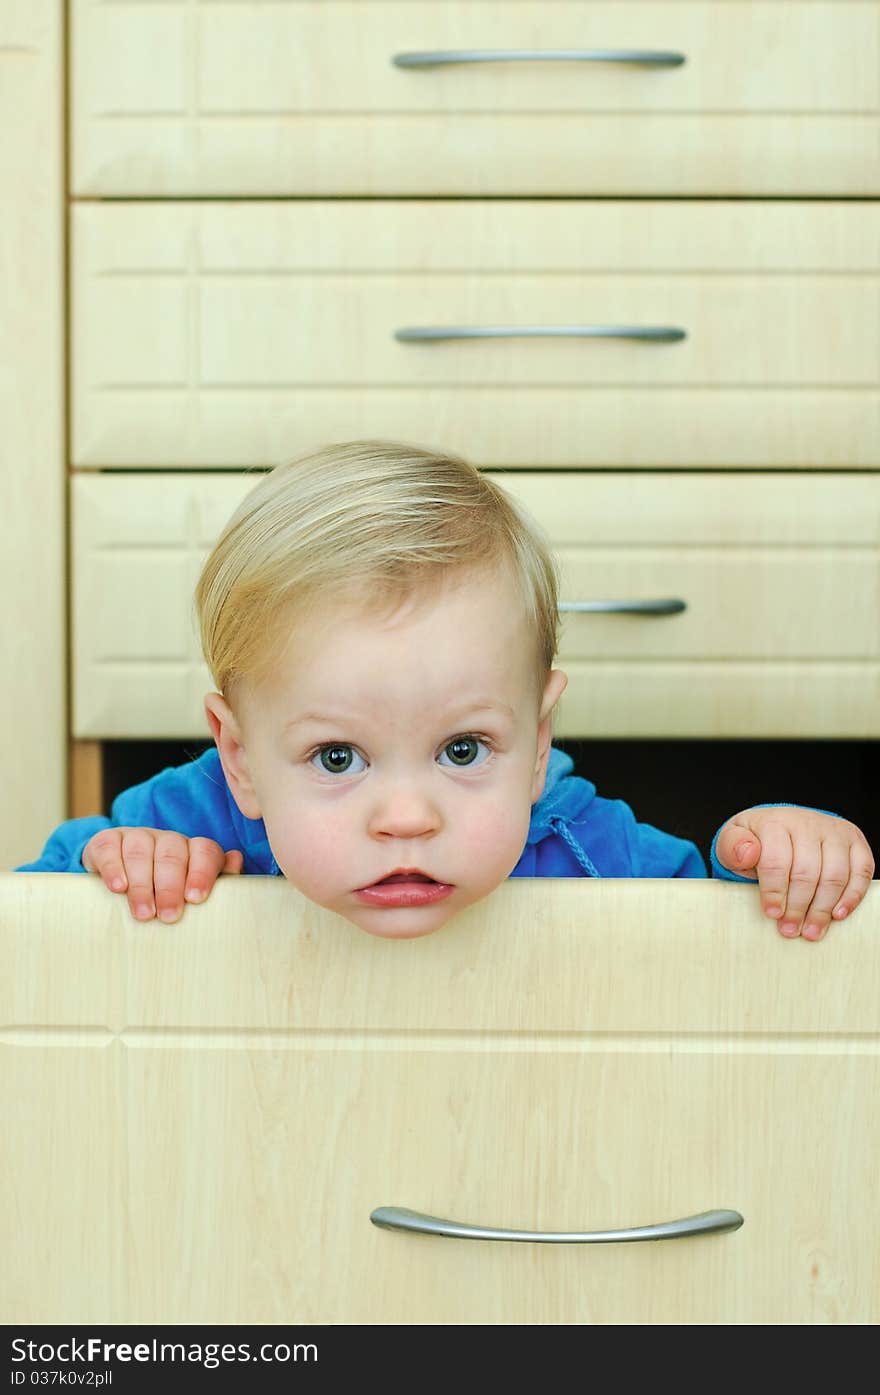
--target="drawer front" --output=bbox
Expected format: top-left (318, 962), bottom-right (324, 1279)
top-left (71, 1), bottom-right (880, 195)
top-left (5, 876), bottom-right (880, 1324)
top-left (72, 472), bottom-right (880, 739)
top-left (71, 202), bottom-right (880, 470)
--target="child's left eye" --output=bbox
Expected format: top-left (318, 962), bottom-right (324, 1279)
top-left (307, 735), bottom-right (494, 777)
top-left (437, 735), bottom-right (493, 769)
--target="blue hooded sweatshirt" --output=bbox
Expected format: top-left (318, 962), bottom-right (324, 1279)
top-left (15, 743), bottom-right (831, 882)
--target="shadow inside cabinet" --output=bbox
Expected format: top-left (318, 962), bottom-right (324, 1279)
top-left (101, 737), bottom-right (879, 875)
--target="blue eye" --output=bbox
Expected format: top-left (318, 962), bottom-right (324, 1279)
top-left (310, 744), bottom-right (367, 776)
top-left (307, 735), bottom-right (493, 777)
top-left (437, 736), bottom-right (491, 769)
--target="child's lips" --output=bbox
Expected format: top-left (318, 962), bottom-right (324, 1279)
top-left (354, 879), bottom-right (455, 906)
top-left (361, 867), bottom-right (442, 888)
top-left (375, 873), bottom-right (435, 885)
top-left (354, 867), bottom-right (455, 903)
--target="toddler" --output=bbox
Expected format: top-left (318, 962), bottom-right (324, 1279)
top-left (17, 441), bottom-right (874, 941)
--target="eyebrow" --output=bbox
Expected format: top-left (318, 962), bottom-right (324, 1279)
top-left (284, 700), bottom-right (516, 731)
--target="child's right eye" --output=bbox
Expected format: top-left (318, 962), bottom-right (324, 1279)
top-left (308, 743), bottom-right (366, 777)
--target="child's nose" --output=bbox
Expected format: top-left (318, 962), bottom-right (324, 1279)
top-left (369, 785), bottom-right (443, 837)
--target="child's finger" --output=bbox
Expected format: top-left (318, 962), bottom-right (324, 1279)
top-left (82, 829), bottom-right (127, 891)
top-left (751, 821), bottom-right (795, 921)
top-left (181, 838), bottom-right (237, 906)
top-left (799, 841), bottom-right (852, 941)
top-left (120, 828), bottom-right (160, 921)
top-left (714, 820), bottom-right (760, 877)
top-left (830, 839), bottom-right (876, 925)
top-left (223, 849), bottom-right (244, 874)
top-left (772, 837), bottom-right (821, 938)
top-left (152, 832), bottom-right (193, 923)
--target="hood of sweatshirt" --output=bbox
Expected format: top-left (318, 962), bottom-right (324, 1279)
top-left (525, 745), bottom-right (598, 844)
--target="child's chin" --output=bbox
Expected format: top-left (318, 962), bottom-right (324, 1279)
top-left (347, 910), bottom-right (454, 940)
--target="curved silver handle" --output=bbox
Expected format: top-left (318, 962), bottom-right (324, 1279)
top-left (371, 1206), bottom-right (743, 1244)
top-left (394, 325), bottom-right (686, 343)
top-left (560, 599), bottom-right (687, 615)
top-left (393, 49), bottom-right (687, 69)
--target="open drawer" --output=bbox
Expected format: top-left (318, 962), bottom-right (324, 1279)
top-left (2, 875), bottom-right (878, 1323)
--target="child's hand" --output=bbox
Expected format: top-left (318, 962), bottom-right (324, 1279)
top-left (715, 807), bottom-right (874, 941)
top-left (82, 828), bottom-right (244, 923)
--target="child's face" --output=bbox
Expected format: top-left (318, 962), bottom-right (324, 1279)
top-left (205, 567), bottom-right (567, 938)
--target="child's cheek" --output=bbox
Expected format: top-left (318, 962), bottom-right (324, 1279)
top-left (459, 799), bottom-right (531, 888)
top-left (263, 806), bottom-right (342, 895)
top-left (263, 786), bottom-right (531, 899)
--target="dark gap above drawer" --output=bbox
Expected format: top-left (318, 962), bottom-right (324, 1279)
top-left (101, 738), bottom-right (878, 875)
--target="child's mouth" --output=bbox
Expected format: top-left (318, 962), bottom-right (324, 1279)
top-left (355, 875), bottom-right (454, 907)
top-left (375, 873), bottom-right (435, 885)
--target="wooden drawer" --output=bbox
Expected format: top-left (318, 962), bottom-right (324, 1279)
top-left (70, 1), bottom-right (880, 196)
top-left (4, 876), bottom-right (879, 1324)
top-left (71, 201), bottom-right (880, 470)
top-left (71, 472), bottom-right (880, 740)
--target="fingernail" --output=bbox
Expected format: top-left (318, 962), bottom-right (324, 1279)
top-left (834, 906), bottom-right (848, 919)
top-left (135, 904), bottom-right (153, 920)
top-left (766, 906), bottom-right (783, 918)
top-left (158, 909), bottom-right (178, 923)
top-left (780, 922), bottom-right (799, 937)
top-left (111, 877), bottom-right (126, 892)
top-left (734, 840), bottom-right (752, 861)
top-left (185, 888), bottom-right (203, 903)
top-left (803, 925), bottom-right (824, 941)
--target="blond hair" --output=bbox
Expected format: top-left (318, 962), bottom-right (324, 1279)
top-left (193, 440), bottom-right (562, 719)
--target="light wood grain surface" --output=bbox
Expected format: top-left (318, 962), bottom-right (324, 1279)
top-left (2, 875), bottom-right (878, 1323)
top-left (70, 1), bottom-right (880, 195)
top-left (70, 200), bottom-right (880, 470)
top-left (71, 471), bottom-right (880, 739)
top-left (0, 1), bottom-right (65, 871)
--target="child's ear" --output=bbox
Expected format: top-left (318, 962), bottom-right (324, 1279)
top-left (531, 668), bottom-right (568, 803)
top-left (203, 692), bottom-right (263, 821)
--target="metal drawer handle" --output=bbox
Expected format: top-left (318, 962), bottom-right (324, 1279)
top-left (394, 325), bottom-right (687, 343)
top-left (560, 599), bottom-right (687, 615)
top-left (393, 49), bottom-right (687, 69)
top-left (371, 1206), bottom-right (743, 1244)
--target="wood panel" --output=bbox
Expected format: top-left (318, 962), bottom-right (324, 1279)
top-left (0, 1), bottom-right (65, 870)
top-left (3, 874), bottom-right (878, 1324)
top-left (71, 201), bottom-right (880, 469)
top-left (71, 472), bottom-right (880, 739)
top-left (70, 1), bottom-right (880, 195)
